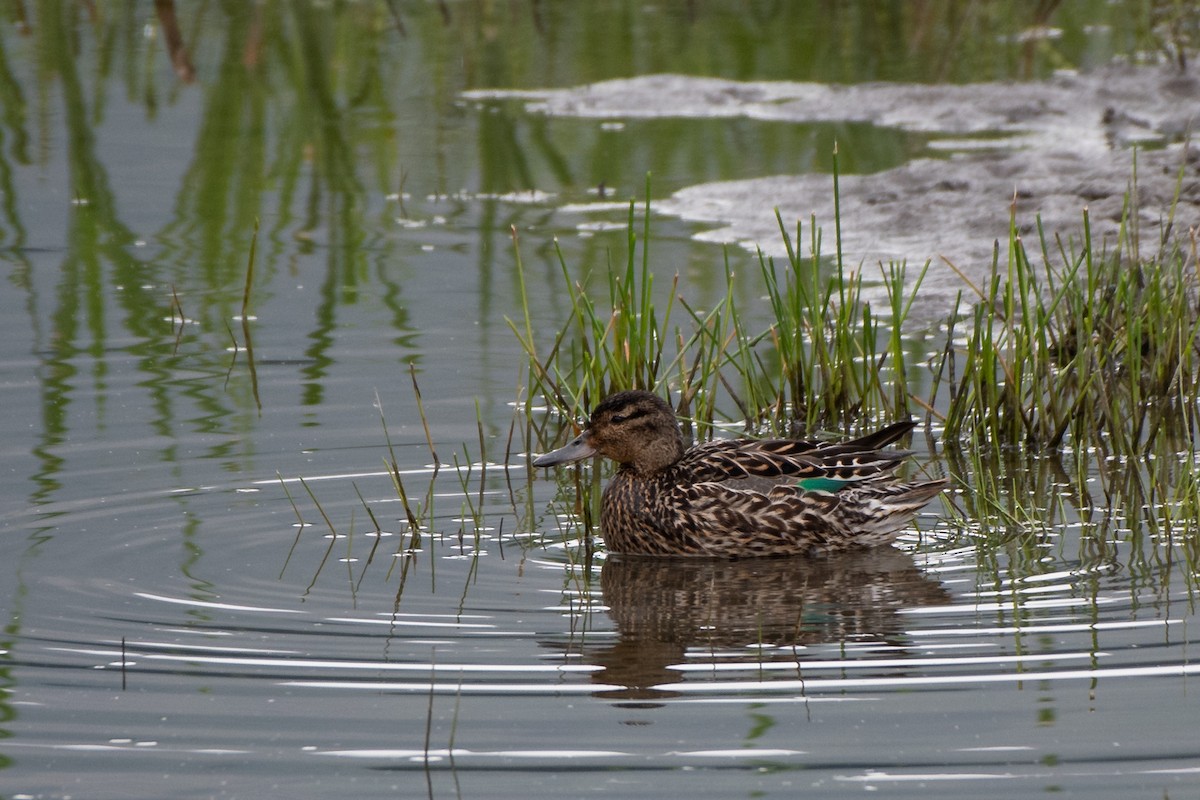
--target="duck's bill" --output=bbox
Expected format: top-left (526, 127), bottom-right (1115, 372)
top-left (532, 433), bottom-right (596, 467)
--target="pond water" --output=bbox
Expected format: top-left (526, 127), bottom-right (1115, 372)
top-left (3, 2), bottom-right (1200, 798)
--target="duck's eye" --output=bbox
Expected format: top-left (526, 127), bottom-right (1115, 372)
top-left (608, 406), bottom-right (648, 425)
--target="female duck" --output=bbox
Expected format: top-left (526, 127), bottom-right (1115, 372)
top-left (533, 390), bottom-right (946, 558)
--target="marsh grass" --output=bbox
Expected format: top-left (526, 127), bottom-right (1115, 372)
top-left (512, 165), bottom-right (929, 442)
top-left (518, 159), bottom-right (1200, 555)
top-left (747, 213), bottom-right (930, 434)
top-left (239, 220), bottom-right (262, 412)
top-left (279, 373), bottom-right (510, 599)
top-left (509, 178), bottom-right (682, 422)
top-left (933, 169), bottom-right (1200, 563)
top-left (939, 197), bottom-right (1200, 455)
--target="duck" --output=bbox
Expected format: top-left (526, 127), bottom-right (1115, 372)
top-left (532, 389), bottom-right (947, 558)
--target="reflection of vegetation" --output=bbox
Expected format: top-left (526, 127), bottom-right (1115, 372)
top-left (948, 435), bottom-right (1199, 605)
top-left (428, 0), bottom-right (1194, 86)
top-left (0, 38), bottom-right (26, 246)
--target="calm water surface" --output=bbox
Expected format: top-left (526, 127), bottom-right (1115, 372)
top-left (2, 3), bottom-right (1198, 798)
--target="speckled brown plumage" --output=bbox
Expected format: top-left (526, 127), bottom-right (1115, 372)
top-left (533, 390), bottom-right (948, 558)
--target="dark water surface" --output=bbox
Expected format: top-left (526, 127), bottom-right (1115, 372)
top-left (3, 3), bottom-right (1199, 798)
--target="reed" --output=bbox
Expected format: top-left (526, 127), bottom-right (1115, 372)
top-left (515, 173), bottom-right (927, 441)
top-left (941, 195), bottom-right (1200, 456)
top-left (749, 211), bottom-right (930, 434)
top-left (516, 160), bottom-right (1200, 555)
top-left (934, 168), bottom-right (1200, 556)
top-left (509, 177), bottom-right (681, 424)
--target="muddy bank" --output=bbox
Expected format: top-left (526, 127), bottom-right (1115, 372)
top-left (660, 142), bottom-right (1198, 306)
top-left (471, 64), bottom-right (1200, 307)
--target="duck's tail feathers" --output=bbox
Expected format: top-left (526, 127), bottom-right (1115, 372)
top-left (851, 478), bottom-right (949, 543)
top-left (848, 419), bottom-right (918, 451)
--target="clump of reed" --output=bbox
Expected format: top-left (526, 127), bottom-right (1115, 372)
top-left (928, 162), bottom-right (1200, 562)
top-left (745, 212), bottom-right (929, 435)
top-left (939, 189), bottom-right (1200, 456)
top-left (509, 183), bottom-right (680, 422)
top-left (511, 165), bottom-right (928, 442)
top-left (519, 163), bottom-right (1200, 448)
top-left (515, 159), bottom-right (1200, 551)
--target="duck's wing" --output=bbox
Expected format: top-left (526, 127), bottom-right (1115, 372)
top-left (675, 476), bottom-right (947, 555)
top-left (677, 420), bottom-right (918, 489)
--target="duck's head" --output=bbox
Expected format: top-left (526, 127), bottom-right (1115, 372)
top-left (532, 390), bottom-right (685, 475)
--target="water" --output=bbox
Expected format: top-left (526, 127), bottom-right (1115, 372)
top-left (3, 2), bottom-right (1199, 798)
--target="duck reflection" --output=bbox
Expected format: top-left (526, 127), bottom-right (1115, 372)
top-left (567, 549), bottom-right (951, 702)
